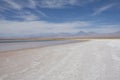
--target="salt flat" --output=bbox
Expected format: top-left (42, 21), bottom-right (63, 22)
top-left (0, 39), bottom-right (120, 80)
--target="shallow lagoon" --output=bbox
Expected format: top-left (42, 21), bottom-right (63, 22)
top-left (0, 40), bottom-right (79, 52)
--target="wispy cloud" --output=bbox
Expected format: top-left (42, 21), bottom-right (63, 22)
top-left (4, 0), bottom-right (37, 9)
top-left (93, 3), bottom-right (116, 16)
top-left (16, 10), bottom-right (47, 21)
top-left (28, 0), bottom-right (36, 8)
top-left (37, 0), bottom-right (96, 8)
top-left (3, 0), bottom-right (78, 9)
top-left (2, 0), bottom-right (97, 9)
top-left (4, 0), bottom-right (22, 10)
top-left (0, 0), bottom-right (47, 21)
top-left (0, 0), bottom-right (97, 21)
top-left (38, 0), bottom-right (78, 8)
top-left (18, 13), bottom-right (39, 21)
top-left (0, 9), bottom-right (46, 21)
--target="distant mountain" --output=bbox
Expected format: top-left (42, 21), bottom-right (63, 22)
top-left (112, 31), bottom-right (120, 34)
top-left (75, 31), bottom-right (89, 35)
top-left (88, 31), bottom-right (97, 35)
top-left (107, 31), bottom-right (120, 37)
top-left (73, 31), bottom-right (120, 38)
top-left (0, 31), bottom-right (120, 39)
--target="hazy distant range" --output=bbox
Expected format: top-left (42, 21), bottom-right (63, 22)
top-left (0, 31), bottom-right (120, 39)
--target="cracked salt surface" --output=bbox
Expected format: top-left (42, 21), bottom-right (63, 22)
top-left (0, 40), bottom-right (120, 80)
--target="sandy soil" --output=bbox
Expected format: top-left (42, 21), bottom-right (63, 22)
top-left (0, 39), bottom-right (120, 80)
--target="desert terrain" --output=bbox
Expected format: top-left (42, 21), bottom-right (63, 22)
top-left (0, 39), bottom-right (120, 80)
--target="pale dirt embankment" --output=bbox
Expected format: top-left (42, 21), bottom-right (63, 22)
top-left (0, 40), bottom-right (120, 80)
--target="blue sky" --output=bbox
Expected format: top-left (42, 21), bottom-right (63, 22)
top-left (0, 0), bottom-right (120, 37)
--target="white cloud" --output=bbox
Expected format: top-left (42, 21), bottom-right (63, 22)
top-left (81, 24), bottom-right (120, 33)
top-left (0, 20), bottom-right (119, 37)
top-left (0, 21), bottom-right (89, 36)
top-left (93, 3), bottom-right (115, 16)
